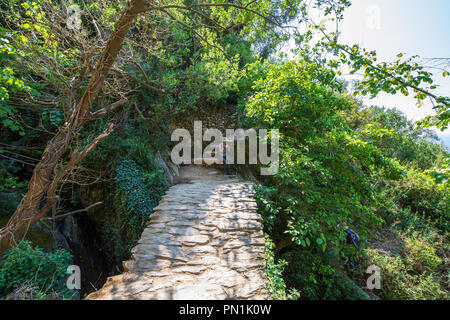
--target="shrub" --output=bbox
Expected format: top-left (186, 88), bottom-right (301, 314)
top-left (245, 60), bottom-right (403, 260)
top-left (280, 247), bottom-right (370, 300)
top-left (0, 241), bottom-right (75, 299)
top-left (365, 248), bottom-right (445, 300)
top-left (384, 168), bottom-right (449, 233)
top-left (402, 233), bottom-right (442, 273)
top-left (263, 235), bottom-right (299, 300)
top-left (80, 119), bottom-right (169, 265)
top-left (102, 159), bottom-right (166, 262)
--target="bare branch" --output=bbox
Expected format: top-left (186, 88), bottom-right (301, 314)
top-left (75, 122), bottom-right (116, 161)
top-left (90, 98), bottom-right (129, 119)
top-left (43, 202), bottom-right (103, 221)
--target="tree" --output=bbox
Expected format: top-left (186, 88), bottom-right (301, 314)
top-left (243, 60), bottom-right (403, 253)
top-left (2, 0), bottom-right (448, 256)
top-left (0, 0), bottom-right (301, 254)
top-left (0, 0), bottom-right (148, 253)
top-left (290, 2), bottom-right (450, 130)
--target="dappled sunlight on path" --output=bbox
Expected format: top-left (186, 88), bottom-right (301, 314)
top-left (86, 166), bottom-right (269, 300)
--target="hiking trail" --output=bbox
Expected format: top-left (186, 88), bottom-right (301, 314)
top-left (86, 165), bottom-right (270, 300)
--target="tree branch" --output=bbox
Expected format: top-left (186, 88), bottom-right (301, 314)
top-left (43, 202), bottom-right (103, 221)
top-left (90, 98), bottom-right (128, 119)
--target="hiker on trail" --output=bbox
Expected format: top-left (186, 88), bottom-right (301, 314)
top-left (218, 139), bottom-right (233, 175)
top-left (345, 227), bottom-right (360, 248)
top-left (344, 226), bottom-right (360, 268)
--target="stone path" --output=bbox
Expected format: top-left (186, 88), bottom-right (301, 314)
top-left (86, 166), bottom-right (270, 300)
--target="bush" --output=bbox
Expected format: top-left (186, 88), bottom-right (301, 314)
top-left (0, 241), bottom-right (75, 299)
top-left (365, 248), bottom-right (445, 300)
top-left (263, 235), bottom-right (299, 300)
top-left (245, 60), bottom-right (403, 259)
top-left (102, 159), bottom-right (167, 262)
top-left (280, 247), bottom-right (370, 300)
top-left (402, 233), bottom-right (442, 273)
top-left (384, 168), bottom-right (449, 233)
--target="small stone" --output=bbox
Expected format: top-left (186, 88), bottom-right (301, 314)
top-left (167, 227), bottom-right (198, 236)
top-left (187, 256), bottom-right (221, 266)
top-left (185, 245), bottom-right (217, 255)
top-left (178, 234), bottom-right (209, 245)
top-left (172, 266), bottom-right (207, 274)
top-left (166, 220), bottom-right (197, 227)
top-left (135, 259), bottom-right (172, 271)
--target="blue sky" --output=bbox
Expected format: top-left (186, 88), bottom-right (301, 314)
top-left (337, 0), bottom-right (450, 147)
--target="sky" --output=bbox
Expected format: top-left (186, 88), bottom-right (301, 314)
top-left (291, 0), bottom-right (450, 147)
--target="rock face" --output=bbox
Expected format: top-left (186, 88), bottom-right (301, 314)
top-left (86, 166), bottom-right (270, 300)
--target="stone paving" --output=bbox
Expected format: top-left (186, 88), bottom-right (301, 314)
top-left (86, 166), bottom-right (269, 300)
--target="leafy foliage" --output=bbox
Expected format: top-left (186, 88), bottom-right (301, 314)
top-left (345, 105), bottom-right (448, 170)
top-left (382, 168), bottom-right (449, 233)
top-left (245, 58), bottom-right (448, 300)
top-left (246, 60), bottom-right (401, 252)
top-left (364, 246), bottom-right (445, 300)
top-left (0, 240), bottom-right (75, 299)
top-left (102, 158), bottom-right (167, 262)
top-left (0, 0), bottom-right (448, 301)
top-left (263, 235), bottom-right (299, 300)
top-left (280, 247), bottom-right (370, 300)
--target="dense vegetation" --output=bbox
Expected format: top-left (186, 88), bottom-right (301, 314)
top-left (0, 240), bottom-right (75, 299)
top-left (0, 0), bottom-right (448, 299)
top-left (248, 60), bottom-right (448, 300)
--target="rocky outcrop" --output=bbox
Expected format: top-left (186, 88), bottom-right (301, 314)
top-left (86, 166), bottom-right (269, 300)
top-left (155, 148), bottom-right (179, 185)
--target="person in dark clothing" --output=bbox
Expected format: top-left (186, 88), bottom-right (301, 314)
top-left (219, 140), bottom-right (233, 175)
top-left (345, 227), bottom-right (360, 268)
top-left (345, 227), bottom-right (360, 248)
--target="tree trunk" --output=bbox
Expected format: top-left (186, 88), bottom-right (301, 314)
top-left (0, 0), bottom-right (149, 254)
